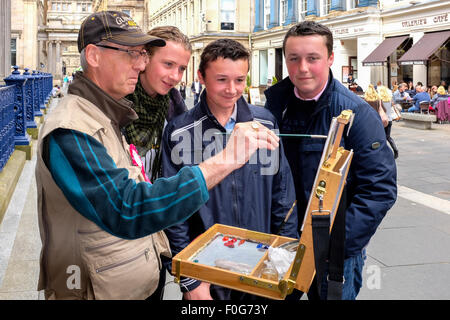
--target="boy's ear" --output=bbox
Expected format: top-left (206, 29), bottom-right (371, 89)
top-left (197, 69), bottom-right (205, 85)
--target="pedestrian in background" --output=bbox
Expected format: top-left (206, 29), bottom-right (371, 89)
top-left (378, 85), bottom-right (399, 159)
top-left (364, 84), bottom-right (388, 127)
top-left (408, 85), bottom-right (430, 113)
top-left (191, 77), bottom-right (202, 106)
top-left (179, 81), bottom-right (187, 100)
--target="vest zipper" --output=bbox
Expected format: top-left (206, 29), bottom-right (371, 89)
top-left (152, 241), bottom-right (162, 270)
top-left (95, 248), bottom-right (150, 273)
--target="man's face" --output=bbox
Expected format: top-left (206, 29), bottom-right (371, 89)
top-left (140, 41), bottom-right (191, 97)
top-left (198, 57), bottom-right (248, 112)
top-left (284, 35), bottom-right (334, 99)
top-left (96, 43), bottom-right (147, 100)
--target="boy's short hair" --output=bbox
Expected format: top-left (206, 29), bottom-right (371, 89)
top-left (199, 39), bottom-right (250, 78)
top-left (146, 26), bottom-right (191, 55)
top-left (283, 21), bottom-right (333, 57)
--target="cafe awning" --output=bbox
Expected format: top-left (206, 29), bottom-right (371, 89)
top-left (362, 36), bottom-right (409, 66)
top-left (398, 30), bottom-right (450, 65)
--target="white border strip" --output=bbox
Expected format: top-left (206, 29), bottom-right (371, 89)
top-left (398, 185), bottom-right (450, 216)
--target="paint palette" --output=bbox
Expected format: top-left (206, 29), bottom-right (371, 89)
top-left (188, 233), bottom-right (269, 274)
top-left (172, 224), bottom-right (298, 299)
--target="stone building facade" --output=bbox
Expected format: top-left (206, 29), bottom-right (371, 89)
top-left (251, 0), bottom-right (449, 90)
top-left (148, 0), bottom-right (253, 86)
top-left (5, 0), bottom-right (147, 84)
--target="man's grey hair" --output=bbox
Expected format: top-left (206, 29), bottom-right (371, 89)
top-left (80, 48), bottom-right (88, 73)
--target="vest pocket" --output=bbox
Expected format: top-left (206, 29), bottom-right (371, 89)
top-left (80, 235), bottom-right (160, 300)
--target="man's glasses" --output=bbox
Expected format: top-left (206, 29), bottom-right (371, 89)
top-left (95, 44), bottom-right (149, 64)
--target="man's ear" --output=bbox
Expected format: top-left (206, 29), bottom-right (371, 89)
top-left (84, 44), bottom-right (101, 68)
top-left (197, 69), bottom-right (205, 85)
top-left (328, 51), bottom-right (335, 68)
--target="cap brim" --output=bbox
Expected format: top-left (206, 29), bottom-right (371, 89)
top-left (108, 33), bottom-right (166, 47)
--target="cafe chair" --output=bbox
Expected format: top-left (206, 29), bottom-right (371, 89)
top-left (419, 101), bottom-right (431, 114)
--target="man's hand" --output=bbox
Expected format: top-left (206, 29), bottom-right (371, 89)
top-left (221, 121), bottom-right (279, 170)
top-left (198, 121), bottom-right (279, 190)
top-left (183, 282), bottom-right (213, 300)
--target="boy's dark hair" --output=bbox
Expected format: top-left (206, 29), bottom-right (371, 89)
top-left (199, 39), bottom-right (250, 78)
top-left (283, 21), bottom-right (333, 57)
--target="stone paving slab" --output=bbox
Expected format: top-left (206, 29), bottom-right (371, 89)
top-left (359, 262), bottom-right (450, 300)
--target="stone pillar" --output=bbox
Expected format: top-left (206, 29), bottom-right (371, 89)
top-left (55, 41), bottom-right (61, 81)
top-left (253, 0), bottom-right (264, 32)
top-left (48, 41), bottom-right (54, 74)
top-left (251, 50), bottom-right (260, 87)
top-left (411, 32), bottom-right (427, 87)
top-left (284, 0), bottom-right (298, 26)
top-left (268, 0), bottom-right (280, 29)
top-left (0, 0), bottom-right (11, 82)
top-left (267, 48), bottom-right (276, 82)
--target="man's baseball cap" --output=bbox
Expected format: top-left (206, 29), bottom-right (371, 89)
top-left (77, 10), bottom-right (166, 52)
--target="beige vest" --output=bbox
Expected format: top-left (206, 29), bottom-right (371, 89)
top-left (35, 94), bottom-right (171, 300)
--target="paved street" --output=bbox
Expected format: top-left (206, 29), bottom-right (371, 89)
top-left (1, 92), bottom-right (450, 300)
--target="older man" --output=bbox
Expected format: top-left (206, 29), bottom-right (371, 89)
top-left (35, 11), bottom-right (278, 300)
top-left (408, 85), bottom-right (431, 112)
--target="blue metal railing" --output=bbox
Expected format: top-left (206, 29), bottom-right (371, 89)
top-left (0, 66), bottom-right (53, 171)
top-left (0, 85), bottom-right (15, 171)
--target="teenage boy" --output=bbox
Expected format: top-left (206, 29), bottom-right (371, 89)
top-left (162, 39), bottom-right (298, 300)
top-left (264, 21), bottom-right (397, 300)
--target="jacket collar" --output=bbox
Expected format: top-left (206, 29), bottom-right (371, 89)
top-left (68, 72), bottom-right (138, 128)
top-left (198, 90), bottom-right (254, 130)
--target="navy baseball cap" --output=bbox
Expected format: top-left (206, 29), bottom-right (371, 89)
top-left (78, 11), bottom-right (165, 52)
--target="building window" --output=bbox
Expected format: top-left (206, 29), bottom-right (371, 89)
top-left (264, 0), bottom-right (270, 29)
top-left (323, 0), bottom-right (331, 15)
top-left (11, 38), bottom-right (17, 67)
top-left (348, 0), bottom-right (359, 9)
top-left (259, 50), bottom-right (268, 86)
top-left (298, 0), bottom-right (307, 20)
top-left (220, 0), bottom-right (235, 30)
top-left (281, 0), bottom-right (288, 24)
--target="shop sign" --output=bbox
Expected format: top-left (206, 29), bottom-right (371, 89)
top-left (400, 13), bottom-right (449, 29)
top-left (332, 26), bottom-right (366, 37)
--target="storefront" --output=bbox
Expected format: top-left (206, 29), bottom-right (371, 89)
top-left (368, 1), bottom-right (450, 89)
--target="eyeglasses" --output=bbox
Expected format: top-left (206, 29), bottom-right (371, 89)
top-left (95, 44), bottom-right (149, 64)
